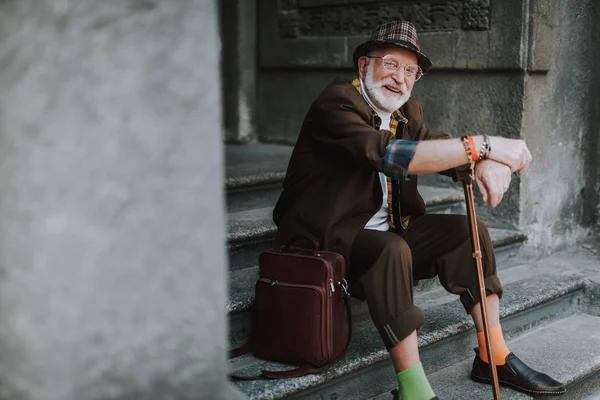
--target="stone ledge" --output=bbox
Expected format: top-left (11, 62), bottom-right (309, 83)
top-left (229, 269), bottom-right (588, 399)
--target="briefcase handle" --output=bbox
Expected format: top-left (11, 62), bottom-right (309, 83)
top-left (281, 235), bottom-right (320, 255)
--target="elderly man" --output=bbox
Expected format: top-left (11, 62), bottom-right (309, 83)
top-left (272, 21), bottom-right (565, 399)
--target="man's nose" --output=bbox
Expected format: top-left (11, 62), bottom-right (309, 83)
top-left (392, 66), bottom-right (405, 83)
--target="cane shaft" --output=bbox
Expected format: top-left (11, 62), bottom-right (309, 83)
top-left (463, 180), bottom-right (501, 400)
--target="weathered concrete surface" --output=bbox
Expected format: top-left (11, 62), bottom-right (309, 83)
top-left (583, 0), bottom-right (600, 230)
top-left (519, 0), bottom-right (600, 255)
top-left (257, 69), bottom-right (353, 144)
top-left (0, 1), bottom-right (237, 399)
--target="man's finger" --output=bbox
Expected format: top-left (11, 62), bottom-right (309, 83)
top-left (502, 175), bottom-right (510, 192)
top-left (518, 156), bottom-right (527, 174)
top-left (488, 184), bottom-right (498, 208)
top-left (490, 191), bottom-right (499, 208)
top-left (520, 149), bottom-right (531, 173)
top-left (488, 182), bottom-right (503, 208)
top-left (490, 189), bottom-right (503, 208)
top-left (476, 177), bottom-right (488, 203)
top-left (493, 191), bottom-right (505, 207)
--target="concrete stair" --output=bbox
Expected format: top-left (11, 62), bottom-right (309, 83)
top-left (225, 143), bottom-right (600, 399)
top-left (230, 259), bottom-right (600, 399)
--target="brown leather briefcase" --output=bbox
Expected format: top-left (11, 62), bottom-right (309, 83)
top-left (231, 237), bottom-right (352, 379)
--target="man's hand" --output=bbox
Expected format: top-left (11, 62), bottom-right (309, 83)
top-left (486, 137), bottom-right (532, 174)
top-left (474, 160), bottom-right (512, 208)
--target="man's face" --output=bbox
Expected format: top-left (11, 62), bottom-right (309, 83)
top-left (358, 47), bottom-right (420, 113)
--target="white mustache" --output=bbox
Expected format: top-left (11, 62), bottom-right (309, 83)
top-left (376, 79), bottom-right (408, 95)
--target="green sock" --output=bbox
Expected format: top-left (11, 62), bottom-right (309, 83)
top-left (396, 362), bottom-right (435, 400)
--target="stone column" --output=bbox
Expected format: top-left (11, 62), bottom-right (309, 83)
top-left (0, 1), bottom-right (242, 399)
top-left (221, 0), bottom-right (258, 143)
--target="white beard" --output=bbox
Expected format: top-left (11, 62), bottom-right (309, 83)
top-left (363, 63), bottom-right (411, 113)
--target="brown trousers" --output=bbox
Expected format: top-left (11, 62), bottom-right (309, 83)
top-left (348, 214), bottom-right (504, 350)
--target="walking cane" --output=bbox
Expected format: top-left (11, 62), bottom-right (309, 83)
top-left (454, 166), bottom-right (501, 400)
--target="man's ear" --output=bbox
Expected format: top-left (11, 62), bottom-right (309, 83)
top-left (357, 57), bottom-right (368, 79)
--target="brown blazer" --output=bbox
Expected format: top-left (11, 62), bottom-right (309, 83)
top-left (273, 78), bottom-right (450, 260)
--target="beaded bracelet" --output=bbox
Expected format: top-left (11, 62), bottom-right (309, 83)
top-left (460, 136), bottom-right (475, 169)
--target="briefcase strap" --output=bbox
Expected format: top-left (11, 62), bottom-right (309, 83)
top-left (229, 293), bottom-right (353, 380)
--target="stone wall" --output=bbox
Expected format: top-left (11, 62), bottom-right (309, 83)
top-left (254, 0), bottom-right (599, 249)
top-left (256, 0), bottom-right (531, 228)
top-left (257, 0), bottom-right (526, 145)
top-left (0, 1), bottom-right (240, 399)
top-left (519, 0), bottom-right (599, 252)
top-left (585, 0), bottom-right (600, 231)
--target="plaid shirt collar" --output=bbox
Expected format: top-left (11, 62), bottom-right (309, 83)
top-left (351, 76), bottom-right (407, 125)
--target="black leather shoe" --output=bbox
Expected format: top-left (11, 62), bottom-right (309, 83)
top-left (390, 389), bottom-right (438, 399)
top-left (470, 352), bottom-right (566, 396)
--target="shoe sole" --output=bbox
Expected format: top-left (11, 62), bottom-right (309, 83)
top-left (470, 372), bottom-right (567, 396)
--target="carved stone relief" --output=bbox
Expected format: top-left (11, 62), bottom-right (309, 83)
top-left (462, 0), bottom-right (490, 30)
top-left (277, 0), bottom-right (491, 38)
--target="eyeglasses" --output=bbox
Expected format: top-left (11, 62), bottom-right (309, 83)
top-left (366, 55), bottom-right (423, 81)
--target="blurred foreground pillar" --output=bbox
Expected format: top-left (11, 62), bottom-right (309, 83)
top-left (0, 1), bottom-right (240, 399)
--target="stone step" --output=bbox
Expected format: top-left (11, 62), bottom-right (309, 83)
top-left (227, 227), bottom-right (527, 315)
top-left (226, 184), bottom-right (474, 273)
top-left (228, 184), bottom-right (282, 214)
top-left (226, 143), bottom-right (292, 193)
top-left (229, 260), bottom-right (594, 399)
top-left (563, 373), bottom-right (600, 400)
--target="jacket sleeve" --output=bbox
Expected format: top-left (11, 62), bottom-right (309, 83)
top-left (383, 140), bottom-right (418, 180)
top-left (307, 85), bottom-right (394, 172)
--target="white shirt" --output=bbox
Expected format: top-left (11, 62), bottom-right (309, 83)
top-left (359, 78), bottom-right (392, 232)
